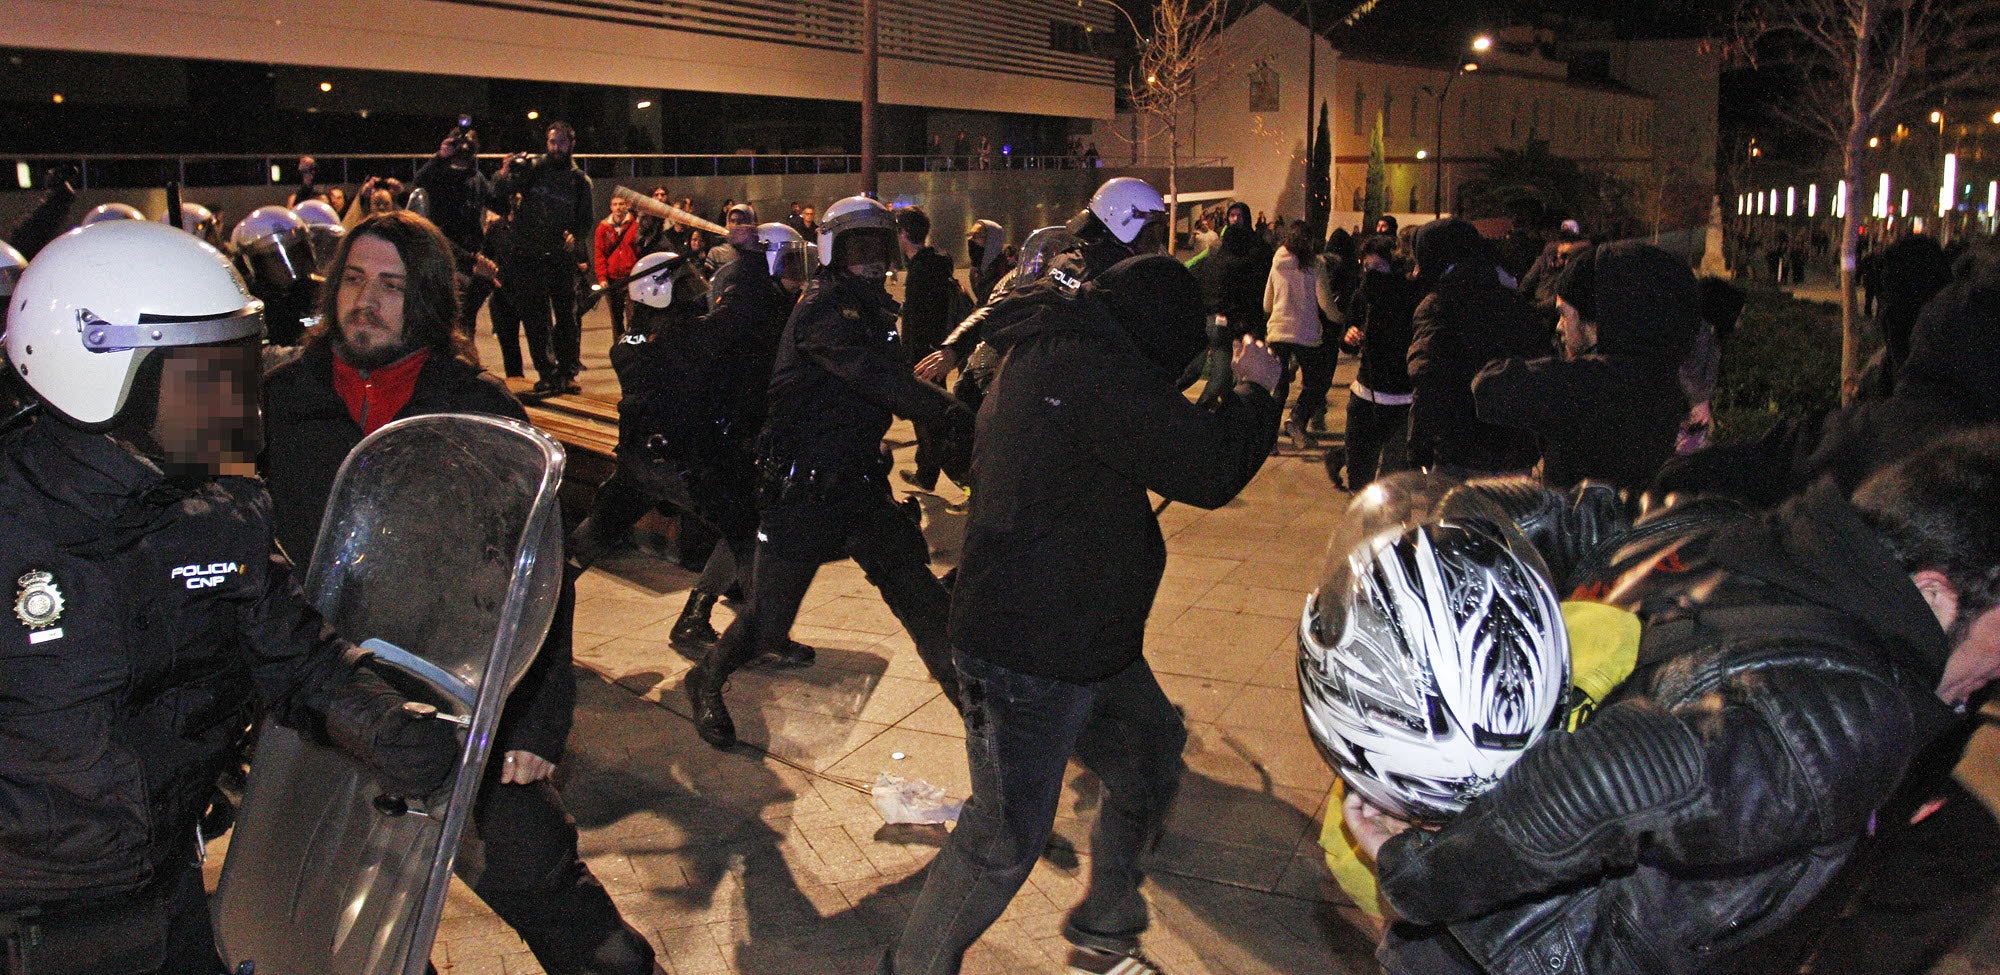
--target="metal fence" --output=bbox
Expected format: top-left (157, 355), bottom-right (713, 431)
top-left (4, 152), bottom-right (1133, 191)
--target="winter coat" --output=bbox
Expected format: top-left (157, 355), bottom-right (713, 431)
top-left (0, 418), bottom-right (361, 909)
top-left (490, 155), bottom-right (594, 261)
top-left (1472, 242), bottom-right (1698, 488)
top-left (593, 216), bottom-right (639, 283)
top-left (950, 262), bottom-right (1278, 684)
top-left (411, 156), bottom-right (492, 264)
top-left (1348, 266), bottom-right (1419, 398)
top-left (1655, 245), bottom-right (2000, 506)
top-left (1192, 224), bottom-right (1274, 337)
top-left (1380, 483), bottom-right (1958, 975)
top-left (1405, 220), bottom-right (1547, 473)
top-left (899, 246), bottom-right (958, 357)
top-left (1262, 246), bottom-right (1323, 347)
top-left (260, 343), bottom-right (574, 761)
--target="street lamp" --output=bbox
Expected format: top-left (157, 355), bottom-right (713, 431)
top-left (1420, 52), bottom-right (1481, 217)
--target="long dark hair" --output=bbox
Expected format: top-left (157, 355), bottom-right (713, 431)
top-left (309, 210), bottom-right (477, 365)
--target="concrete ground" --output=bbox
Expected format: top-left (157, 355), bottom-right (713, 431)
top-left (215, 284), bottom-right (2000, 975)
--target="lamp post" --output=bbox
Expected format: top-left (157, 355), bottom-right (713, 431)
top-left (1420, 46), bottom-right (1483, 218)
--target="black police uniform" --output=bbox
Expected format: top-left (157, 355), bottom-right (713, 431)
top-left (0, 418), bottom-right (437, 975)
top-left (690, 266), bottom-right (971, 745)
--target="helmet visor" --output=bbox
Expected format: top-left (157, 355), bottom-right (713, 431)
top-left (768, 239), bottom-right (816, 290)
top-left (1012, 226), bottom-right (1080, 288)
top-left (239, 231), bottom-right (316, 292)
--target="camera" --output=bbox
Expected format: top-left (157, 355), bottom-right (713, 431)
top-left (457, 114), bottom-right (473, 131)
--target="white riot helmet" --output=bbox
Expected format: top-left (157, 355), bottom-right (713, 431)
top-left (6, 221), bottom-right (264, 428)
top-left (292, 198), bottom-right (347, 273)
top-left (816, 195), bottom-right (896, 274)
top-left (160, 202), bottom-right (217, 239)
top-left (1298, 472), bottom-right (1570, 822)
top-left (628, 251), bottom-right (682, 309)
top-left (1082, 177), bottom-right (1167, 245)
top-left (230, 205), bottom-right (316, 293)
top-left (757, 222), bottom-right (814, 289)
top-left (81, 202), bottom-right (146, 226)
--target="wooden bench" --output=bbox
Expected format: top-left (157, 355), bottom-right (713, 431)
top-left (523, 406), bottom-right (619, 461)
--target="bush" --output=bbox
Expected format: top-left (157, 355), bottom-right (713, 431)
top-left (1711, 290), bottom-right (1870, 444)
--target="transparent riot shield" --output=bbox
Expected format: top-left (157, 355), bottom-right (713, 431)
top-left (213, 413), bottom-right (566, 975)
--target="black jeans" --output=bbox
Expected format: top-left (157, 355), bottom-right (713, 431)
top-left (1344, 395), bottom-right (1410, 489)
top-left (1, 860), bottom-right (223, 975)
top-left (705, 489), bottom-right (960, 705)
top-left (886, 653), bottom-right (1187, 975)
top-left (1272, 341), bottom-right (1336, 424)
top-left (487, 287), bottom-right (547, 381)
top-left (468, 763), bottom-right (655, 975)
top-left (605, 289), bottom-right (629, 343)
top-left (512, 256), bottom-right (583, 379)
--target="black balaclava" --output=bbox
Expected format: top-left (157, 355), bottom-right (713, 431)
top-left (1087, 254), bottom-right (1208, 376)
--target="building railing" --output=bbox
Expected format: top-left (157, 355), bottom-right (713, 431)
top-left (3, 152), bottom-right (1134, 191)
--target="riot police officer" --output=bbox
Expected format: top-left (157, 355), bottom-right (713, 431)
top-left (685, 195), bottom-right (973, 749)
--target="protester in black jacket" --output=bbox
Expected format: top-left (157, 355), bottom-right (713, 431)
top-left (411, 128), bottom-right (492, 269)
top-left (893, 206), bottom-right (962, 491)
top-left (1872, 233), bottom-right (1954, 392)
top-left (1655, 242), bottom-right (2000, 506)
top-left (260, 213), bottom-right (655, 975)
top-left (1352, 432), bottom-right (2000, 975)
top-left (884, 254), bottom-right (1282, 975)
top-left (1192, 201), bottom-right (1274, 338)
top-left (1339, 234), bottom-right (1419, 488)
top-left (489, 122), bottom-right (595, 396)
top-left (1473, 241), bottom-right (1698, 488)
top-left (1405, 218), bottom-right (1546, 475)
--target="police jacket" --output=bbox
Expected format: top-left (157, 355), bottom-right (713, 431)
top-left (760, 268), bottom-right (963, 474)
top-left (0, 419), bottom-right (365, 910)
top-left (1376, 483), bottom-right (1959, 975)
top-left (261, 343), bottom-right (575, 762)
top-left (490, 155), bottom-right (593, 261)
top-left (614, 260), bottom-right (787, 457)
top-left (950, 278), bottom-right (1279, 684)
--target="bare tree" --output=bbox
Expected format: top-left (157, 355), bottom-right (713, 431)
top-left (1741, 0), bottom-right (2000, 402)
top-left (1127, 0), bottom-right (1232, 243)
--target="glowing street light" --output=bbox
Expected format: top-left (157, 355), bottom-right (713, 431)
top-left (527, 110), bottom-right (540, 120)
top-left (635, 100), bottom-right (653, 109)
top-left (1808, 183), bottom-right (1818, 217)
top-left (1786, 186), bottom-right (1796, 217)
top-left (1472, 35), bottom-right (1493, 52)
top-left (1942, 153), bottom-right (1959, 217)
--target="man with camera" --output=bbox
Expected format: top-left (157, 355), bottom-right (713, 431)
top-left (491, 121), bottom-right (595, 397)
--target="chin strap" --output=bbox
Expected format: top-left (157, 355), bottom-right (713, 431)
top-left (0, 399), bottom-right (36, 436)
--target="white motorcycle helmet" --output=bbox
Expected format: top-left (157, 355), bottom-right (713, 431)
top-left (81, 202), bottom-right (146, 226)
top-left (230, 205), bottom-right (316, 293)
top-left (292, 198), bottom-right (347, 274)
top-left (1297, 472), bottom-right (1571, 823)
top-left (6, 221), bottom-right (264, 428)
top-left (627, 251), bottom-right (681, 309)
top-left (815, 195), bottom-right (896, 273)
top-left (1082, 177), bottom-right (1167, 245)
top-left (757, 222), bottom-right (814, 288)
top-left (0, 239), bottom-right (25, 334)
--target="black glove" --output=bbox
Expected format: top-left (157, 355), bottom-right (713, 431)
top-left (325, 667), bottom-right (462, 798)
top-left (930, 403), bottom-right (977, 486)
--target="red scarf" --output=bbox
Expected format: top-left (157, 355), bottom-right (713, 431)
top-left (332, 348), bottom-right (431, 435)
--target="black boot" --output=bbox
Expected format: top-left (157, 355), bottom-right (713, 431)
top-left (670, 590), bottom-right (720, 653)
top-left (685, 658), bottom-right (736, 749)
top-left (749, 639), bottom-right (817, 670)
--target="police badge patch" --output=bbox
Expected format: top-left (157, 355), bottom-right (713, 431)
top-left (14, 570), bottom-right (65, 630)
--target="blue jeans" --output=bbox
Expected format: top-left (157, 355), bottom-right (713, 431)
top-left (885, 652), bottom-right (1188, 974)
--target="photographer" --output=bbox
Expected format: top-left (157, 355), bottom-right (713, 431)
top-left (491, 121), bottom-right (595, 397)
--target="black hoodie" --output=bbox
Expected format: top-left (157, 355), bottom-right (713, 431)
top-left (950, 260), bottom-right (1278, 683)
top-left (1405, 219), bottom-right (1547, 473)
top-left (1473, 241), bottom-right (1697, 488)
top-left (1192, 204), bottom-right (1275, 337)
top-left (1655, 244), bottom-right (2000, 506)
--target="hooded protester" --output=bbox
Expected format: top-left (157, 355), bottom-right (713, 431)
top-left (1192, 201), bottom-right (1275, 338)
top-left (966, 219), bottom-right (1011, 305)
top-left (1657, 241), bottom-right (2000, 506)
top-left (1404, 218), bottom-right (1546, 474)
top-left (1872, 234), bottom-right (1955, 393)
top-left (1472, 241), bottom-right (1700, 488)
top-left (881, 252), bottom-right (1281, 975)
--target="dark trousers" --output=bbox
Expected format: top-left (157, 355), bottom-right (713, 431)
top-left (467, 768), bottom-right (654, 975)
top-left (1272, 341), bottom-right (1336, 424)
top-left (1343, 395), bottom-right (1410, 489)
top-left (1, 860), bottom-right (224, 975)
top-left (886, 654), bottom-right (1187, 975)
top-left (487, 288), bottom-right (545, 380)
top-left (705, 492), bottom-right (960, 705)
top-left (605, 290), bottom-right (629, 343)
top-left (585, 458), bottom-right (757, 594)
top-left (513, 258), bottom-right (583, 380)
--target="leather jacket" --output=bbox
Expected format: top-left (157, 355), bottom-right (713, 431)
top-left (1377, 481), bottom-right (1959, 974)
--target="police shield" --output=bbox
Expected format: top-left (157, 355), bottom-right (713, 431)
top-left (213, 413), bottom-right (566, 975)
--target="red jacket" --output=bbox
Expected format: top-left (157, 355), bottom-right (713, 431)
top-left (594, 216), bottom-right (639, 283)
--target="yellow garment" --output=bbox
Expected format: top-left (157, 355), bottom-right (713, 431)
top-left (1317, 600), bottom-right (1643, 918)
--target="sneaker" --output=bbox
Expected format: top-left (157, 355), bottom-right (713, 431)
top-left (897, 469), bottom-right (937, 492)
top-left (1284, 415), bottom-right (1308, 450)
top-left (1066, 946), bottom-right (1169, 975)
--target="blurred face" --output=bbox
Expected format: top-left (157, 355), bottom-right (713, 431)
top-left (651, 187), bottom-right (669, 203)
top-left (610, 196), bottom-right (630, 220)
top-left (837, 229), bottom-right (894, 280)
top-left (367, 189), bottom-right (396, 215)
top-left (547, 126), bottom-right (575, 156)
top-left (327, 188), bottom-right (347, 211)
top-left (1556, 298), bottom-right (1595, 358)
top-left (802, 206), bottom-right (816, 224)
top-left (335, 233), bottom-right (412, 369)
top-left (149, 343), bottom-right (262, 477)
